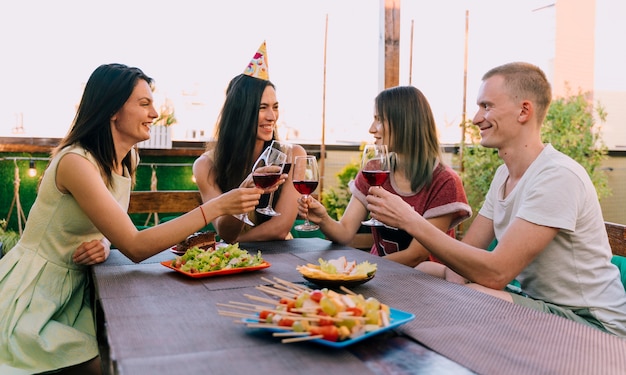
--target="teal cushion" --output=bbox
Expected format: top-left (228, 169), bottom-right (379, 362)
top-left (290, 219), bottom-right (326, 239)
top-left (611, 255), bottom-right (626, 290)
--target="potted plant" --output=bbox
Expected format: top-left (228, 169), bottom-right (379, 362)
top-left (138, 98), bottom-right (177, 149)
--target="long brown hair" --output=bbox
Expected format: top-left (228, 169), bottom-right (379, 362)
top-left (52, 63), bottom-right (153, 187)
top-left (211, 74), bottom-right (277, 192)
top-left (375, 85), bottom-right (442, 191)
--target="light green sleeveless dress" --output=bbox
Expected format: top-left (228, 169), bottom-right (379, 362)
top-left (0, 146), bottom-right (131, 373)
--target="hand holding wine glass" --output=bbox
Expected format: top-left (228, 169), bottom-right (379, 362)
top-left (235, 146), bottom-right (287, 226)
top-left (257, 140), bottom-right (293, 216)
top-left (293, 155), bottom-right (320, 231)
top-left (360, 144), bottom-right (391, 226)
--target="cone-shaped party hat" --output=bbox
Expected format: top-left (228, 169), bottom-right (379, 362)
top-left (243, 41), bottom-right (269, 80)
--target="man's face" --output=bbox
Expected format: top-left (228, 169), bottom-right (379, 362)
top-left (472, 75), bottom-right (520, 149)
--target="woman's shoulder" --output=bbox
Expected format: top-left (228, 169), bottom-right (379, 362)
top-left (55, 145), bottom-right (96, 165)
top-left (291, 143), bottom-right (308, 157)
top-left (195, 150), bottom-right (215, 166)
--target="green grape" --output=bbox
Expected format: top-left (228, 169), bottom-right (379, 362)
top-left (292, 321), bottom-right (305, 332)
top-left (365, 297), bottom-right (380, 311)
top-left (319, 296), bottom-right (337, 316)
top-left (295, 292), bottom-right (309, 308)
top-left (365, 309), bottom-right (379, 325)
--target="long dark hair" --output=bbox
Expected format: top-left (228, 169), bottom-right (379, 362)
top-left (52, 63), bottom-right (153, 187)
top-left (376, 86), bottom-right (442, 191)
top-left (211, 74), bottom-right (276, 192)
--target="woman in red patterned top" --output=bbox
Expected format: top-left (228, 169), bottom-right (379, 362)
top-left (298, 86), bottom-right (471, 267)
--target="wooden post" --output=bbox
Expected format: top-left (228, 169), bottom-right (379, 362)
top-left (320, 14), bottom-right (329, 194)
top-left (459, 10), bottom-right (469, 174)
top-left (384, 0), bottom-right (400, 88)
top-left (409, 19), bottom-right (414, 86)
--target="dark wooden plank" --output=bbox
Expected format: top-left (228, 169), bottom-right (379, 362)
top-left (606, 221), bottom-right (626, 257)
top-left (127, 191), bottom-right (202, 214)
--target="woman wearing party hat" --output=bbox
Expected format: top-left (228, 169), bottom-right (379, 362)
top-left (193, 42), bottom-right (307, 244)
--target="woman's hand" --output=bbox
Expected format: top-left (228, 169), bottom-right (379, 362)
top-left (239, 168), bottom-right (287, 194)
top-left (297, 195), bottom-right (328, 225)
top-left (213, 187), bottom-right (264, 216)
top-left (73, 238), bottom-right (111, 265)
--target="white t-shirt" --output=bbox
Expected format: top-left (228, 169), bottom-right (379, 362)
top-left (480, 144), bottom-right (626, 336)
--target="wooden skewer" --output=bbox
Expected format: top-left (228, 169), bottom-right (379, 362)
top-left (255, 285), bottom-right (295, 299)
top-left (216, 303), bottom-right (259, 312)
top-left (268, 283), bottom-right (299, 296)
top-left (340, 286), bottom-right (357, 295)
top-left (272, 331), bottom-right (311, 337)
top-left (271, 277), bottom-right (311, 293)
top-left (289, 307), bottom-right (319, 314)
top-left (244, 294), bottom-right (280, 305)
top-left (245, 323), bottom-right (290, 329)
top-left (217, 310), bottom-right (259, 320)
top-left (281, 334), bottom-right (324, 344)
top-left (228, 301), bottom-right (274, 309)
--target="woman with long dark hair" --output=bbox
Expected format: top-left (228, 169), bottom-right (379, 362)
top-left (299, 86), bottom-right (471, 267)
top-left (194, 43), bottom-right (306, 243)
top-left (0, 63), bottom-right (262, 374)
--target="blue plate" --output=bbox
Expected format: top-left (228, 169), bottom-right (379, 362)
top-left (244, 307), bottom-right (415, 348)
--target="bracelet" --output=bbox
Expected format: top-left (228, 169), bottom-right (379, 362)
top-left (199, 205), bottom-right (208, 227)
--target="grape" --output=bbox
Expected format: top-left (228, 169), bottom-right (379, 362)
top-left (292, 321), bottom-right (305, 332)
top-left (319, 296), bottom-right (337, 316)
top-left (295, 292), bottom-right (309, 308)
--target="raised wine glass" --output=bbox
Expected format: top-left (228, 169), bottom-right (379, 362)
top-left (256, 140), bottom-right (293, 216)
top-left (234, 146), bottom-right (287, 226)
top-left (360, 144), bottom-right (391, 226)
top-left (293, 155), bottom-right (320, 231)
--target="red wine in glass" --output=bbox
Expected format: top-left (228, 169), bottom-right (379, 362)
top-left (293, 155), bottom-right (320, 231)
top-left (257, 141), bottom-right (291, 217)
top-left (293, 180), bottom-right (318, 195)
top-left (363, 170), bottom-right (390, 186)
top-left (361, 144), bottom-right (391, 226)
top-left (253, 173), bottom-right (282, 189)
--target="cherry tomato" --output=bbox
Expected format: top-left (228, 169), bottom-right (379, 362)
top-left (310, 290), bottom-right (324, 303)
top-left (278, 318), bottom-right (295, 327)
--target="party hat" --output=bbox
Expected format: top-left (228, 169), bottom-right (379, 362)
top-left (243, 41), bottom-right (269, 80)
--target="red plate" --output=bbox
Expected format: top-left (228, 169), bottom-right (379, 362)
top-left (161, 260), bottom-right (271, 279)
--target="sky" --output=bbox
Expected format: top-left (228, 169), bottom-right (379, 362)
top-left (0, 0), bottom-right (623, 146)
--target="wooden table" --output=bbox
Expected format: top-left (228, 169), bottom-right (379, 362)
top-left (93, 238), bottom-right (626, 375)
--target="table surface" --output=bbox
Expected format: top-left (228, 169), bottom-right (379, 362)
top-left (93, 238), bottom-right (626, 375)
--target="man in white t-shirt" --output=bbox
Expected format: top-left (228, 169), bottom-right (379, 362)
top-left (365, 62), bottom-right (626, 337)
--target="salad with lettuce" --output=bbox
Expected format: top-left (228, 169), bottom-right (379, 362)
top-left (170, 243), bottom-right (264, 273)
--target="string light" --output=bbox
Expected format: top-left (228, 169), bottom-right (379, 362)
top-left (28, 159), bottom-right (37, 177)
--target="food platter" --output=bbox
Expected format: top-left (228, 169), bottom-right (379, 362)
top-left (302, 274), bottom-right (375, 288)
top-left (161, 260), bottom-right (271, 279)
top-left (243, 307), bottom-right (414, 348)
top-left (218, 277), bottom-right (414, 348)
top-left (296, 256), bottom-right (377, 288)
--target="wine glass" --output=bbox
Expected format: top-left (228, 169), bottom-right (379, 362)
top-left (293, 155), bottom-right (320, 231)
top-left (234, 146), bottom-right (287, 226)
top-left (360, 144), bottom-right (391, 226)
top-left (257, 140), bottom-right (293, 216)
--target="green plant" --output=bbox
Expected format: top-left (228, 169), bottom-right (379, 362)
top-left (460, 91), bottom-right (611, 232)
top-left (0, 219), bottom-right (20, 255)
top-left (321, 160), bottom-right (360, 220)
top-left (542, 90), bottom-right (610, 199)
top-left (154, 98), bottom-right (177, 126)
